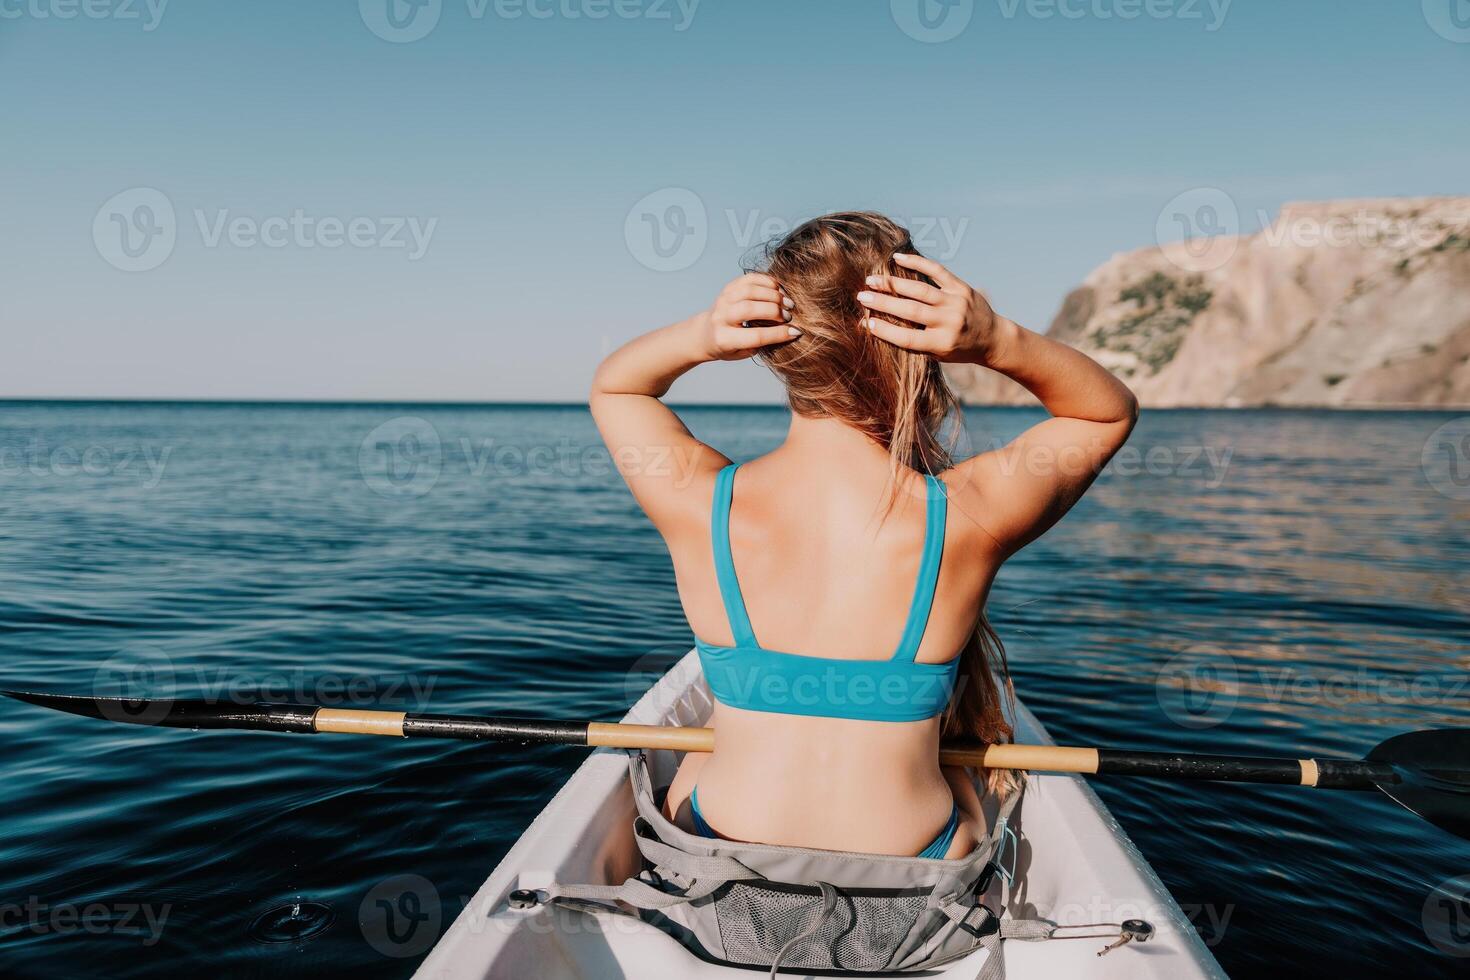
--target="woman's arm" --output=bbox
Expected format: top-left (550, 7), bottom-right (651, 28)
top-left (859, 253), bottom-right (1137, 556)
top-left (590, 273), bottom-right (798, 530)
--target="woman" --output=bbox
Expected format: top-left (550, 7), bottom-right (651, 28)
top-left (590, 212), bottom-right (1136, 860)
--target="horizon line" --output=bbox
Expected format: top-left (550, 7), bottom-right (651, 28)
top-left (0, 397), bottom-right (1461, 414)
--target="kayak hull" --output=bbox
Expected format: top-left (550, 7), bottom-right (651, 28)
top-left (414, 651), bottom-right (1226, 979)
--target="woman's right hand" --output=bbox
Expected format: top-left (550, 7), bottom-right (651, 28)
top-left (696, 273), bottom-right (800, 361)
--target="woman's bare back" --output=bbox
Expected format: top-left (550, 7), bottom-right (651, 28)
top-left (659, 419), bottom-right (1000, 856)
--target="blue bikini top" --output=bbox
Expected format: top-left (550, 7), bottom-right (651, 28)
top-left (694, 463), bottom-right (960, 723)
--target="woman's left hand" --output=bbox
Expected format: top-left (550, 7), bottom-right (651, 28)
top-left (856, 253), bottom-right (1012, 365)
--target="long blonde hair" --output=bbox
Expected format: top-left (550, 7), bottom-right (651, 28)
top-left (750, 212), bottom-right (1015, 776)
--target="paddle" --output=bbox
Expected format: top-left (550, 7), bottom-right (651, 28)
top-left (6, 690), bottom-right (1468, 840)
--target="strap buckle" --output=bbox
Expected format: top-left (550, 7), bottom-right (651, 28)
top-left (990, 816), bottom-right (1019, 887)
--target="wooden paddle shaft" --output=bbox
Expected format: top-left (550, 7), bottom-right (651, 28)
top-left (285, 714), bottom-right (1319, 784)
top-left (584, 722), bottom-right (1100, 771)
top-left (583, 722), bottom-right (1385, 788)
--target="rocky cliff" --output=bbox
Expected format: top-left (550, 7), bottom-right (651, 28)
top-left (948, 197), bottom-right (1470, 407)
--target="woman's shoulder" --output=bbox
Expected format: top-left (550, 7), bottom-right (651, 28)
top-left (934, 464), bottom-right (1010, 557)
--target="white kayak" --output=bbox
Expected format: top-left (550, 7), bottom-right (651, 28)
top-left (415, 651), bottom-right (1226, 979)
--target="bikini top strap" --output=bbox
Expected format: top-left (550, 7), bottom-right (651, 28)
top-left (892, 474), bottom-right (949, 663)
top-left (711, 463), bottom-right (758, 647)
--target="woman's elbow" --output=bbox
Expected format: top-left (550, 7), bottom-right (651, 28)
top-left (1121, 389), bottom-right (1140, 427)
top-left (589, 359), bottom-right (617, 400)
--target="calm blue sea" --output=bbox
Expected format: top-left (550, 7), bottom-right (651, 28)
top-left (0, 402), bottom-right (1466, 978)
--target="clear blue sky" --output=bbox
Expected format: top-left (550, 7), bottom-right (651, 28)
top-left (1, 0), bottom-right (1466, 401)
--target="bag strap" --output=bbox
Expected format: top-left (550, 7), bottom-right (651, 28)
top-left (544, 874), bottom-right (722, 910)
top-left (630, 818), bottom-right (763, 881)
top-left (927, 900), bottom-right (1061, 979)
top-left (543, 813), bottom-right (763, 911)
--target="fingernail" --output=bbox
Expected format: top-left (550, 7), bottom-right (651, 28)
top-left (788, 326), bottom-right (802, 337)
top-left (857, 291), bottom-right (872, 302)
top-left (783, 308), bottom-right (792, 321)
top-left (782, 295), bottom-right (794, 309)
top-left (865, 275), bottom-right (881, 287)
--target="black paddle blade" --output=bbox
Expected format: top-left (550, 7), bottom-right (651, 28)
top-left (5, 690), bottom-right (163, 725)
top-left (2, 691), bottom-right (320, 733)
top-left (1367, 729), bottom-right (1470, 841)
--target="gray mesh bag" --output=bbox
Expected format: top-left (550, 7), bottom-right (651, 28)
top-left (543, 752), bottom-right (1058, 978)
